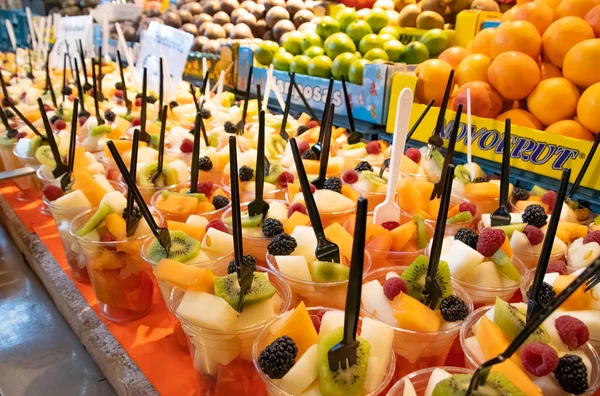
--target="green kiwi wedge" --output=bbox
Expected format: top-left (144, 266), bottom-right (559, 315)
top-left (267, 135), bottom-right (286, 158)
top-left (401, 255), bottom-right (453, 307)
top-left (530, 185), bottom-right (547, 197)
top-left (432, 372), bottom-right (525, 396)
top-left (224, 211), bottom-right (264, 228)
top-left (491, 223), bottom-right (526, 238)
top-left (137, 163), bottom-right (178, 187)
top-left (161, 190), bottom-right (206, 202)
top-left (264, 161), bottom-right (283, 184)
top-left (413, 214), bottom-right (428, 249)
top-left (146, 230), bottom-right (201, 263)
top-left (76, 203), bottom-right (112, 237)
top-left (35, 146), bottom-right (56, 166)
top-left (447, 211), bottom-right (473, 224)
top-left (453, 164), bottom-right (471, 185)
top-left (490, 249), bottom-right (521, 282)
top-left (431, 149), bottom-right (445, 170)
top-left (90, 124), bottom-right (112, 136)
top-left (310, 261), bottom-right (350, 282)
top-left (493, 297), bottom-right (550, 345)
top-left (214, 272), bottom-right (276, 310)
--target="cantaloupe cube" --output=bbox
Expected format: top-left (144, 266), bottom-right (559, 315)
top-left (560, 222), bottom-right (588, 240)
top-left (447, 204), bottom-right (461, 218)
top-left (341, 184), bottom-right (360, 203)
top-left (271, 301), bottom-right (318, 358)
top-left (103, 137), bottom-right (147, 158)
top-left (324, 222), bottom-right (354, 260)
top-left (154, 258), bottom-right (216, 292)
top-left (105, 213), bottom-right (127, 240)
top-left (413, 181), bottom-right (434, 201)
top-left (71, 171), bottom-right (108, 206)
top-left (366, 224), bottom-right (392, 252)
top-left (168, 220), bottom-right (206, 242)
top-left (465, 182), bottom-right (499, 198)
top-left (428, 198), bottom-right (440, 220)
top-left (500, 236), bottom-right (513, 258)
top-left (400, 155), bottom-right (418, 174)
top-left (287, 183), bottom-right (300, 201)
top-left (196, 202), bottom-right (216, 214)
top-left (212, 188), bottom-right (227, 198)
top-left (332, 126), bottom-right (346, 139)
top-left (553, 275), bottom-right (588, 310)
top-left (145, 121), bottom-right (160, 136)
top-left (156, 195), bottom-right (198, 215)
top-left (390, 221), bottom-right (416, 252)
top-left (284, 211), bottom-right (310, 234)
top-left (72, 147), bottom-right (91, 174)
top-left (515, 200), bottom-right (549, 213)
top-left (302, 159), bottom-right (320, 174)
top-left (555, 227), bottom-right (570, 244)
top-left (529, 196), bottom-right (542, 202)
top-left (391, 292), bottom-right (441, 332)
top-left (396, 178), bottom-right (427, 214)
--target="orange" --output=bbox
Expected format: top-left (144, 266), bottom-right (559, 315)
top-left (489, 20), bottom-right (542, 59)
top-left (584, 5), bottom-right (600, 36)
top-left (452, 81), bottom-right (504, 118)
top-left (536, 0), bottom-right (563, 10)
top-left (514, 1), bottom-right (555, 34)
top-left (527, 78), bottom-right (580, 125)
top-left (471, 28), bottom-right (496, 57)
top-left (496, 109), bottom-right (544, 129)
top-left (563, 38), bottom-right (600, 87)
top-left (540, 62), bottom-right (563, 79)
top-left (502, 6), bottom-right (519, 21)
top-left (577, 82), bottom-right (600, 132)
top-left (541, 16), bottom-right (595, 67)
top-left (488, 51), bottom-right (540, 99)
top-left (455, 54), bottom-right (492, 86)
top-left (556, 0), bottom-right (600, 18)
top-left (437, 46), bottom-right (471, 69)
top-left (545, 120), bottom-right (595, 139)
top-left (415, 59), bottom-right (455, 105)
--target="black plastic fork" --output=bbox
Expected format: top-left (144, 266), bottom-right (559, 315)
top-left (490, 118), bottom-right (512, 227)
top-left (38, 98), bottom-right (68, 178)
top-left (430, 104), bottom-right (462, 200)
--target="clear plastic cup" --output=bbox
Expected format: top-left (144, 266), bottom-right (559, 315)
top-left (402, 170), bottom-right (441, 183)
top-left (118, 174), bottom-right (179, 205)
top-left (361, 266), bottom-right (473, 381)
top-left (1, 142), bottom-right (38, 201)
top-left (252, 306), bottom-right (396, 396)
top-left (454, 186), bottom-right (512, 215)
top-left (509, 195), bottom-right (595, 226)
top-left (387, 366), bottom-right (473, 395)
top-left (266, 251), bottom-right (372, 309)
top-left (351, 183), bottom-right (387, 214)
top-left (150, 183), bottom-right (231, 223)
top-left (36, 166), bottom-right (59, 216)
top-left (69, 208), bottom-right (163, 322)
top-left (461, 306), bottom-right (600, 395)
top-left (170, 267), bottom-right (292, 395)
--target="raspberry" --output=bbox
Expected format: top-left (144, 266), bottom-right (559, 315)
top-left (288, 203), bottom-right (307, 217)
top-left (439, 295), bottom-right (470, 322)
top-left (454, 228), bottom-right (479, 250)
top-left (307, 120), bottom-right (318, 128)
top-left (381, 221), bottom-right (400, 231)
top-left (101, 231), bottom-right (117, 250)
top-left (546, 260), bottom-right (568, 275)
top-left (180, 139), bottom-right (193, 153)
top-left (405, 147), bottom-right (421, 164)
top-left (55, 119), bottom-right (67, 130)
top-left (523, 225), bottom-right (544, 246)
top-left (583, 230), bottom-right (600, 245)
top-left (366, 141), bottom-right (381, 154)
top-left (206, 219), bottom-right (228, 234)
top-left (196, 181), bottom-right (214, 196)
top-left (297, 140), bottom-right (310, 155)
top-left (114, 89), bottom-right (124, 99)
top-left (78, 116), bottom-right (88, 126)
top-left (541, 190), bottom-right (557, 211)
top-left (300, 184), bottom-right (316, 194)
top-left (341, 169), bottom-right (358, 184)
top-left (554, 354), bottom-right (589, 394)
top-left (135, 97), bottom-right (142, 107)
top-left (512, 187), bottom-right (530, 201)
top-left (555, 315), bottom-right (589, 350)
top-left (522, 204), bottom-right (548, 228)
top-left (43, 104), bottom-right (53, 112)
top-left (42, 185), bottom-right (64, 201)
top-left (459, 202), bottom-right (477, 217)
top-left (383, 277), bottom-right (407, 300)
top-left (277, 171), bottom-right (294, 188)
top-left (310, 315), bottom-right (321, 332)
top-left (323, 177), bottom-right (342, 193)
top-left (131, 117), bottom-right (141, 127)
top-left (521, 342), bottom-right (559, 377)
top-left (476, 228), bottom-right (506, 257)
top-left (354, 161), bottom-right (372, 172)
top-left (17, 132), bottom-right (27, 139)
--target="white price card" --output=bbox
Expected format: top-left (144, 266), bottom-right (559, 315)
top-left (50, 15), bottom-right (93, 69)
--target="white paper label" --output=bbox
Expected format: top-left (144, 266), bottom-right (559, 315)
top-left (50, 16), bottom-right (93, 69)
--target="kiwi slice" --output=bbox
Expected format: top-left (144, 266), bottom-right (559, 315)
top-left (225, 211), bottom-right (263, 228)
top-left (401, 255), bottom-right (453, 307)
top-left (209, 131), bottom-right (219, 147)
top-left (90, 124), bottom-right (112, 136)
top-left (431, 149), bottom-right (445, 170)
top-left (76, 203), bottom-right (112, 237)
top-left (147, 230), bottom-right (201, 263)
top-left (149, 133), bottom-right (160, 150)
top-left (453, 164), bottom-right (471, 185)
top-left (413, 214), bottom-right (428, 249)
top-left (530, 185), bottom-right (547, 197)
top-left (35, 146), bottom-right (56, 166)
top-left (432, 372), bottom-right (526, 396)
top-left (161, 190), bottom-right (206, 202)
top-left (264, 162), bottom-right (283, 184)
top-left (490, 249), bottom-right (521, 282)
top-left (310, 261), bottom-right (350, 282)
top-left (447, 211), bottom-right (473, 224)
top-left (317, 326), bottom-right (370, 396)
top-left (214, 272), bottom-right (276, 310)
top-left (137, 163), bottom-right (178, 187)
top-left (493, 298), bottom-right (550, 345)
top-left (344, 142), bottom-right (367, 150)
top-left (491, 223), bottom-right (526, 238)
top-left (267, 135), bottom-right (286, 158)
top-left (26, 135), bottom-right (42, 156)
top-left (595, 215), bottom-right (600, 225)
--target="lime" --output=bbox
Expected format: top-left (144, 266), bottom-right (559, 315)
top-left (364, 48), bottom-right (389, 61)
top-left (366, 8), bottom-right (388, 34)
top-left (420, 28), bottom-right (449, 56)
top-left (355, 51), bottom-right (362, 58)
top-left (290, 55), bottom-right (311, 75)
top-left (255, 41), bottom-right (280, 65)
top-left (281, 31), bottom-right (305, 56)
top-left (308, 55), bottom-right (333, 78)
top-left (332, 52), bottom-right (360, 80)
top-left (379, 26), bottom-right (400, 39)
top-left (304, 46), bottom-right (325, 58)
top-left (336, 7), bottom-right (357, 32)
top-left (316, 16), bottom-right (340, 40)
top-left (384, 39), bottom-right (405, 62)
top-left (348, 59), bottom-right (370, 85)
top-left (324, 32), bottom-right (357, 60)
top-left (301, 32), bottom-right (323, 52)
top-left (346, 20), bottom-right (373, 45)
top-left (378, 33), bottom-right (396, 44)
top-left (273, 51), bottom-right (295, 71)
top-left (404, 41), bottom-right (430, 64)
top-left (359, 34), bottom-right (384, 55)
top-left (371, 58), bottom-right (388, 64)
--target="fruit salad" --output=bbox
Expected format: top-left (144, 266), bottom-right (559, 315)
top-left (361, 260), bottom-right (473, 381)
top-left (337, 140), bottom-right (391, 171)
top-left (461, 299), bottom-right (600, 395)
top-left (401, 146), bottom-right (444, 183)
top-left (453, 164), bottom-right (514, 214)
top-left (510, 185), bottom-right (592, 224)
top-left (253, 304), bottom-right (396, 395)
top-left (171, 266), bottom-right (291, 395)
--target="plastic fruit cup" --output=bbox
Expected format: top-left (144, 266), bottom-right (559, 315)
top-left (221, 200), bottom-right (291, 267)
top-left (70, 209), bottom-right (163, 323)
top-left (221, 175), bottom-right (287, 204)
top-left (402, 170), bottom-right (441, 184)
top-left (509, 195), bottom-right (595, 226)
top-left (266, 251), bottom-right (372, 310)
top-left (342, 155), bottom-right (386, 172)
top-left (461, 306), bottom-right (600, 395)
top-left (284, 190), bottom-right (357, 228)
top-left (351, 183), bottom-right (387, 214)
top-left (252, 306), bottom-right (396, 396)
top-left (361, 266), bottom-right (473, 381)
top-left (387, 366), bottom-right (473, 395)
top-left (150, 183), bottom-right (231, 223)
top-left (454, 188), bottom-right (506, 215)
top-left (402, 195), bottom-right (480, 237)
top-left (36, 166), bottom-right (60, 216)
top-left (6, 143), bottom-right (41, 202)
top-left (118, 174), bottom-right (179, 205)
top-left (170, 267), bottom-right (292, 395)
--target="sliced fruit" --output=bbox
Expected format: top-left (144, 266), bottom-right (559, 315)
top-left (390, 221), bottom-right (417, 252)
top-left (464, 182), bottom-right (499, 198)
top-left (271, 301), bottom-right (318, 358)
top-left (147, 230), bottom-right (201, 263)
top-left (154, 258), bottom-right (216, 292)
top-left (324, 222), bottom-right (354, 260)
top-left (365, 223), bottom-right (392, 252)
top-left (552, 274), bottom-right (588, 310)
top-left (278, 344), bottom-right (318, 394)
top-left (167, 220), bottom-right (206, 242)
top-left (391, 292), bottom-right (441, 332)
top-left (493, 298), bottom-right (550, 344)
top-left (196, 202), bottom-right (216, 214)
top-left (283, 211), bottom-right (311, 234)
top-left (214, 272), bottom-right (276, 311)
top-left (156, 194), bottom-right (198, 215)
top-left (413, 214), bottom-right (428, 249)
top-left (76, 203), bottom-right (112, 236)
top-left (361, 280), bottom-right (398, 327)
top-left (71, 171), bottom-right (108, 206)
top-left (309, 260), bottom-right (350, 282)
top-left (447, 210), bottom-right (473, 224)
top-left (176, 291), bottom-right (238, 331)
top-left (35, 146), bottom-right (55, 166)
top-left (492, 222), bottom-right (526, 237)
top-left (275, 255), bottom-right (312, 282)
top-left (490, 249), bottom-right (521, 282)
top-left (104, 213), bottom-right (127, 240)
top-left (432, 372), bottom-right (527, 396)
top-left (401, 255), bottom-right (452, 305)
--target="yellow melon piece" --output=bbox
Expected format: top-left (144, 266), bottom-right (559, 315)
top-left (103, 137), bottom-right (147, 158)
top-left (196, 202), bottom-right (216, 214)
top-left (341, 184), bottom-right (360, 203)
top-left (413, 181), bottom-right (434, 201)
top-left (555, 227), bottom-right (571, 244)
top-left (515, 200), bottom-right (549, 213)
top-left (156, 195), bottom-right (198, 215)
top-left (400, 155), bottom-right (418, 174)
top-left (287, 183), bottom-right (300, 201)
top-left (465, 182), bottom-right (500, 198)
top-left (167, 220), bottom-right (206, 242)
top-left (428, 198), bottom-right (441, 219)
top-left (390, 221), bottom-right (417, 252)
top-left (105, 213), bottom-right (127, 240)
top-left (332, 126), bottom-right (346, 139)
top-left (212, 188), bottom-right (227, 198)
top-left (500, 236), bottom-right (513, 258)
top-left (560, 222), bottom-right (589, 240)
top-left (391, 292), bottom-right (441, 332)
top-left (153, 258), bottom-right (216, 292)
top-left (324, 222), bottom-right (354, 260)
top-left (71, 172), bottom-right (108, 206)
top-left (72, 147), bottom-right (91, 174)
top-left (396, 178), bottom-right (427, 214)
top-left (447, 204), bottom-right (461, 218)
top-left (271, 301), bottom-right (318, 358)
top-left (145, 121), bottom-right (160, 136)
top-left (553, 275), bottom-right (588, 310)
top-left (284, 211), bottom-right (310, 234)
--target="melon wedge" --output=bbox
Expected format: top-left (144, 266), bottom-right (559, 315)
top-left (271, 301), bottom-right (318, 358)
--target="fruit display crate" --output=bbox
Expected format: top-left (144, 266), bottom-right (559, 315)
top-left (182, 41), bottom-right (240, 91)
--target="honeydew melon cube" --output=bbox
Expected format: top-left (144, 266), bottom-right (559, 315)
top-left (137, 146), bottom-right (158, 163)
top-left (186, 215), bottom-right (209, 230)
top-left (464, 336), bottom-right (486, 365)
top-left (425, 368), bottom-right (452, 396)
top-left (192, 335), bottom-right (240, 376)
top-left (403, 379), bottom-right (417, 396)
top-left (53, 189), bottom-right (92, 208)
top-left (462, 260), bottom-right (505, 288)
top-left (176, 291), bottom-right (238, 331)
top-left (361, 280), bottom-right (398, 327)
top-left (441, 239), bottom-right (484, 279)
top-left (235, 297), bottom-right (275, 330)
top-left (275, 255), bottom-right (312, 282)
top-left (291, 226), bottom-right (318, 264)
top-left (93, 174), bottom-right (114, 193)
top-left (364, 356), bottom-right (385, 394)
top-left (266, 201), bottom-right (289, 223)
top-left (269, 310), bottom-right (295, 335)
top-left (201, 227), bottom-right (234, 255)
top-left (169, 159), bottom-right (190, 183)
top-left (278, 344), bottom-right (319, 395)
top-left (361, 317), bottom-right (394, 393)
top-left (300, 382), bottom-right (323, 396)
top-left (567, 241), bottom-right (600, 269)
top-left (100, 191), bottom-right (127, 215)
top-left (319, 311), bottom-right (345, 339)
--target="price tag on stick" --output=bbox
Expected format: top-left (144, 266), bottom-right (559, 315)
top-left (50, 16), bottom-right (93, 69)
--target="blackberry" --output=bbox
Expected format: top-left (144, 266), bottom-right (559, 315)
top-left (262, 218), bottom-right (284, 238)
top-left (198, 156), bottom-right (213, 171)
top-left (512, 187), bottom-right (530, 201)
top-left (61, 86), bottom-right (73, 96)
top-left (554, 354), bottom-right (589, 394)
top-left (354, 161), bottom-right (373, 172)
top-left (239, 166), bottom-right (254, 182)
top-left (224, 121), bottom-right (238, 134)
top-left (135, 93), bottom-right (143, 99)
top-left (267, 233), bottom-right (297, 255)
top-left (200, 108), bottom-right (211, 119)
top-left (6, 129), bottom-right (17, 139)
top-left (296, 125), bottom-right (309, 135)
top-left (527, 282), bottom-right (555, 308)
top-left (472, 176), bottom-right (489, 183)
top-left (323, 177), bottom-right (343, 193)
top-left (4, 108), bottom-right (14, 119)
top-left (302, 148), bottom-right (318, 160)
top-left (104, 109), bottom-right (116, 122)
top-left (115, 82), bottom-right (124, 90)
top-left (147, 95), bottom-right (157, 104)
top-left (50, 115), bottom-right (60, 124)
top-left (122, 206), bottom-right (141, 223)
top-left (454, 228), bottom-right (479, 250)
top-left (439, 295), bottom-right (469, 322)
top-left (227, 254), bottom-right (257, 274)
top-left (258, 336), bottom-right (298, 379)
top-left (169, 100), bottom-right (179, 109)
top-left (522, 204), bottom-right (548, 228)
top-left (212, 195), bottom-right (230, 210)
